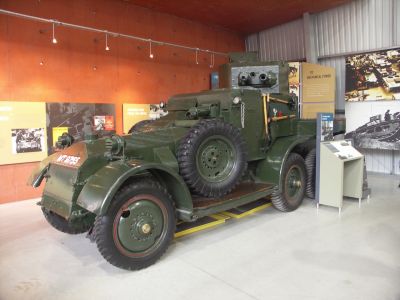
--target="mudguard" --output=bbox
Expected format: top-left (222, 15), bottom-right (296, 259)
top-left (76, 159), bottom-right (193, 217)
top-left (29, 152), bottom-right (62, 187)
top-left (256, 135), bottom-right (313, 192)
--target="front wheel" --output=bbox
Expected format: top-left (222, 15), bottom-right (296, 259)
top-left (94, 180), bottom-right (175, 270)
top-left (271, 153), bottom-right (306, 212)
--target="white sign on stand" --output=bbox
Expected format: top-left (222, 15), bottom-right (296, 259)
top-left (317, 140), bottom-right (364, 213)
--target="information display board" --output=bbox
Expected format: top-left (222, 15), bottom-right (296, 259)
top-left (46, 103), bottom-right (115, 154)
top-left (122, 104), bottom-right (150, 134)
top-left (318, 140), bottom-right (364, 211)
top-left (301, 63), bottom-right (336, 119)
top-left (0, 101), bottom-right (47, 165)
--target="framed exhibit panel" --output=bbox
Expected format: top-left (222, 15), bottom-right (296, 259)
top-left (301, 63), bottom-right (336, 119)
top-left (0, 101), bottom-right (47, 165)
top-left (345, 101), bottom-right (400, 150)
top-left (123, 104), bottom-right (150, 134)
top-left (46, 103), bottom-right (115, 154)
top-left (345, 48), bottom-right (400, 102)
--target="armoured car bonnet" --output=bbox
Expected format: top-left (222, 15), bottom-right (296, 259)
top-left (29, 141), bottom-right (102, 187)
top-left (167, 97), bottom-right (197, 111)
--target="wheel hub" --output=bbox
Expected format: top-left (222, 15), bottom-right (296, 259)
top-left (130, 215), bottom-right (155, 240)
top-left (286, 166), bottom-right (302, 198)
top-left (196, 135), bottom-right (237, 182)
top-left (290, 179), bottom-right (302, 188)
top-left (202, 146), bottom-right (222, 168)
top-left (141, 223), bottom-right (152, 235)
top-left (115, 199), bottom-right (164, 253)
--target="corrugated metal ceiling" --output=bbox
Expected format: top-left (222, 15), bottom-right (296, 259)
top-left (120, 0), bottom-right (351, 35)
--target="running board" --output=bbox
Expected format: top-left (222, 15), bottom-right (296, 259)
top-left (190, 182), bottom-right (275, 220)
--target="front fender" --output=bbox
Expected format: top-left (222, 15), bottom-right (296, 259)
top-left (256, 136), bottom-right (313, 192)
top-left (28, 152), bottom-right (62, 187)
top-left (76, 160), bottom-right (193, 216)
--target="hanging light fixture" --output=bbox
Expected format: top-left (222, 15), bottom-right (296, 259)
top-left (52, 22), bottom-right (57, 44)
top-left (0, 9), bottom-right (229, 61)
top-left (149, 39), bottom-right (154, 59)
top-left (105, 31), bottom-right (110, 51)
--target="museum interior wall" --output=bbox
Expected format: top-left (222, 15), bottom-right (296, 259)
top-left (246, 0), bottom-right (400, 175)
top-left (0, 0), bottom-right (244, 203)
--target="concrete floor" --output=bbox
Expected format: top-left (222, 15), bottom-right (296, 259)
top-left (0, 173), bottom-right (399, 300)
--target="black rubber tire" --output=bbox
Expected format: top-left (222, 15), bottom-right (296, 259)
top-left (128, 120), bottom-right (154, 134)
top-left (271, 153), bottom-right (306, 212)
top-left (177, 119), bottom-right (247, 198)
top-left (94, 180), bottom-right (175, 271)
top-left (42, 207), bottom-right (91, 234)
top-left (305, 148), bottom-right (316, 199)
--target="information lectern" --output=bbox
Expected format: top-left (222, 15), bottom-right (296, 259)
top-left (318, 140), bottom-right (364, 211)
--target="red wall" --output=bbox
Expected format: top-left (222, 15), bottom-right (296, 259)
top-left (0, 0), bottom-right (244, 204)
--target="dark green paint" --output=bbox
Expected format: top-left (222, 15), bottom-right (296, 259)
top-left (116, 199), bottom-right (164, 253)
top-left (31, 53), bottom-right (344, 227)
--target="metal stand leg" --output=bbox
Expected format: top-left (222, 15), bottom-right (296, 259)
top-left (338, 206), bottom-right (341, 217)
top-left (359, 198), bottom-right (361, 208)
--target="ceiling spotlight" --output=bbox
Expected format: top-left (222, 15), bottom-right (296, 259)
top-left (105, 31), bottom-right (110, 51)
top-left (39, 60), bottom-right (44, 66)
top-left (52, 22), bottom-right (57, 44)
top-left (209, 53), bottom-right (214, 68)
top-left (149, 39), bottom-right (154, 59)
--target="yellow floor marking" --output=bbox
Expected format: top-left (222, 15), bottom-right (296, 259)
top-left (174, 202), bottom-right (272, 238)
top-left (174, 214), bottom-right (229, 238)
top-left (220, 202), bottom-right (272, 219)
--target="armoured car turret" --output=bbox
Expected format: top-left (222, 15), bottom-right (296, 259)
top-left (30, 52), bottom-right (344, 270)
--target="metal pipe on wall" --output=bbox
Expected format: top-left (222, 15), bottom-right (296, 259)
top-left (0, 9), bottom-right (228, 57)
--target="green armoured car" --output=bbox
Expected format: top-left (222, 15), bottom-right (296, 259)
top-left (30, 53), bottom-right (344, 270)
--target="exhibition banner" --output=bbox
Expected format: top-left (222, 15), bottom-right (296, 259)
top-left (123, 104), bottom-right (150, 134)
top-left (345, 101), bottom-right (400, 150)
top-left (46, 103), bottom-right (115, 154)
top-left (301, 63), bottom-right (336, 119)
top-left (345, 48), bottom-right (400, 101)
top-left (0, 101), bottom-right (47, 165)
top-left (288, 62), bottom-right (300, 105)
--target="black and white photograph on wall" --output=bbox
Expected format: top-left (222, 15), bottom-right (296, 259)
top-left (46, 103), bottom-right (115, 154)
top-left (345, 48), bottom-right (400, 101)
top-left (11, 128), bottom-right (45, 154)
top-left (345, 101), bottom-right (400, 150)
top-left (288, 62), bottom-right (300, 104)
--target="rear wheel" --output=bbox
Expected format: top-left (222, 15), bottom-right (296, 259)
top-left (42, 207), bottom-right (92, 234)
top-left (94, 180), bottom-right (175, 270)
top-left (305, 148), bottom-right (316, 199)
top-left (271, 153), bottom-right (306, 212)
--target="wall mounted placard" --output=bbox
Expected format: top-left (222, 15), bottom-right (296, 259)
top-left (345, 101), bottom-right (400, 150)
top-left (0, 101), bottom-right (47, 165)
top-left (345, 48), bottom-right (400, 102)
top-left (46, 103), bottom-right (115, 154)
top-left (301, 63), bottom-right (336, 119)
top-left (123, 104), bottom-right (150, 134)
